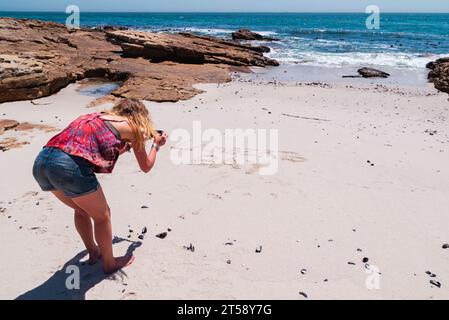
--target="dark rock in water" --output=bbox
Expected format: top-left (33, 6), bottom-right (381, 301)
top-left (255, 245), bottom-right (263, 253)
top-left (156, 232), bottom-right (167, 239)
top-left (430, 280), bottom-right (441, 288)
top-left (427, 57), bottom-right (449, 94)
top-left (142, 227), bottom-right (147, 234)
top-left (299, 292), bottom-right (308, 298)
top-left (226, 260), bottom-right (231, 264)
top-left (362, 257), bottom-right (369, 263)
top-left (442, 244), bottom-right (449, 249)
top-left (141, 205), bottom-right (149, 209)
top-left (167, 228), bottom-right (172, 232)
top-left (138, 235), bottom-right (144, 240)
top-left (348, 262), bottom-right (356, 265)
top-left (232, 28), bottom-right (278, 41)
top-left (357, 67), bottom-right (390, 78)
top-left (300, 269), bottom-right (307, 275)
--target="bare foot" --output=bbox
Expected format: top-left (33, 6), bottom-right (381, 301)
top-left (103, 255), bottom-right (135, 274)
top-left (88, 246), bottom-right (102, 265)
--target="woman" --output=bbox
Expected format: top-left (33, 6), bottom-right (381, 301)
top-left (32, 99), bottom-right (167, 273)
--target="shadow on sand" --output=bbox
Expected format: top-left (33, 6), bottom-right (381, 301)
top-left (15, 236), bottom-right (142, 300)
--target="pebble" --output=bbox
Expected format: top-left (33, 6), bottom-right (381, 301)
top-left (141, 205), bottom-right (149, 209)
top-left (362, 257), bottom-right (369, 263)
top-left (255, 246), bottom-right (262, 253)
top-left (426, 271), bottom-right (437, 278)
top-left (299, 292), bottom-right (308, 299)
top-left (300, 269), bottom-right (307, 275)
top-left (184, 243), bottom-right (195, 252)
top-left (141, 227), bottom-right (147, 234)
top-left (156, 232), bottom-right (167, 239)
top-left (138, 235), bottom-right (144, 240)
top-left (430, 280), bottom-right (441, 288)
top-left (348, 262), bottom-right (356, 265)
top-left (226, 260), bottom-right (231, 264)
top-left (442, 244), bottom-right (449, 249)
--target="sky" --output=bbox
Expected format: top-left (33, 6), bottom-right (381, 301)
top-left (0, 0), bottom-right (448, 13)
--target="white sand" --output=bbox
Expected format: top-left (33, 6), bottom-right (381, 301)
top-left (1, 77), bottom-right (449, 299)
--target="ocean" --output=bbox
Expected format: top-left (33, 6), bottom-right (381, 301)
top-left (2, 12), bottom-right (449, 69)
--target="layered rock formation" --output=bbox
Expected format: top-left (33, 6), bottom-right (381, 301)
top-left (105, 30), bottom-right (277, 66)
top-left (0, 18), bottom-right (278, 103)
top-left (427, 57), bottom-right (449, 94)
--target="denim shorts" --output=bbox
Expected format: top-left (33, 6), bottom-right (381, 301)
top-left (32, 147), bottom-right (100, 198)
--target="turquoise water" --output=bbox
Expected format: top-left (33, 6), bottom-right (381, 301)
top-left (2, 12), bottom-right (449, 69)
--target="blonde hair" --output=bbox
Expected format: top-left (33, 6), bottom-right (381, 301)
top-left (106, 99), bottom-right (156, 151)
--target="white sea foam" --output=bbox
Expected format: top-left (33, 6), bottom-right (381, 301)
top-left (267, 50), bottom-right (448, 69)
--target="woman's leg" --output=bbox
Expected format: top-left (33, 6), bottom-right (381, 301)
top-left (70, 186), bottom-right (134, 273)
top-left (52, 190), bottom-right (100, 264)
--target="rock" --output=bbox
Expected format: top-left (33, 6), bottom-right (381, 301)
top-left (106, 30), bottom-right (278, 67)
top-left (0, 18), bottom-right (278, 104)
top-left (362, 257), bottom-right (369, 263)
top-left (141, 205), bottom-right (149, 209)
top-left (138, 235), bottom-right (144, 240)
top-left (357, 67), bottom-right (390, 78)
top-left (141, 227), bottom-right (147, 234)
top-left (442, 244), bottom-right (449, 249)
top-left (255, 245), bottom-right (262, 253)
top-left (156, 232), bottom-right (167, 239)
top-left (226, 260), bottom-right (231, 264)
top-left (300, 269), bottom-right (307, 275)
top-left (430, 280), bottom-right (441, 288)
top-left (427, 57), bottom-right (449, 94)
top-left (299, 292), bottom-right (308, 298)
top-left (183, 243), bottom-right (195, 252)
top-left (232, 28), bottom-right (278, 41)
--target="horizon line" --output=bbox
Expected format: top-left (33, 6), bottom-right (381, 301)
top-left (1, 10), bottom-right (448, 14)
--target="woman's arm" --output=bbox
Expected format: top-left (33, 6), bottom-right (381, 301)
top-left (132, 133), bottom-right (167, 173)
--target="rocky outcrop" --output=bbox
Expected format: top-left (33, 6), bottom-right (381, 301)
top-left (427, 57), bottom-right (449, 94)
top-left (357, 67), bottom-right (390, 78)
top-left (0, 18), bottom-right (278, 104)
top-left (105, 30), bottom-right (278, 67)
top-left (232, 28), bottom-right (277, 41)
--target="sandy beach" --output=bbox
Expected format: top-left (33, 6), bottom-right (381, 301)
top-left (1, 67), bottom-right (449, 299)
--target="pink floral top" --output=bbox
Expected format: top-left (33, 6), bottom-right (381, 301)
top-left (46, 113), bottom-right (126, 173)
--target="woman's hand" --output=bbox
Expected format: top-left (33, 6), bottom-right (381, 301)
top-left (154, 131), bottom-right (168, 147)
